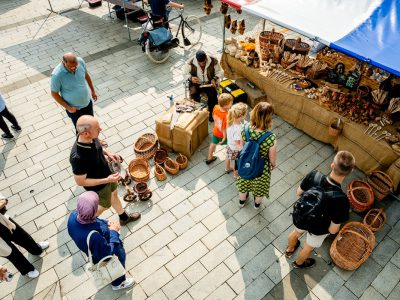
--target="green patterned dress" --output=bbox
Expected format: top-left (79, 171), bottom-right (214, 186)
top-left (236, 127), bottom-right (276, 198)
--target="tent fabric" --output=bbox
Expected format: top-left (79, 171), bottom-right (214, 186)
top-left (221, 0), bottom-right (400, 76)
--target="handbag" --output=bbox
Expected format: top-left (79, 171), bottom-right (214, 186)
top-left (86, 230), bottom-right (126, 289)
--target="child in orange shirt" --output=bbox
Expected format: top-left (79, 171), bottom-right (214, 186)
top-left (205, 93), bottom-right (233, 164)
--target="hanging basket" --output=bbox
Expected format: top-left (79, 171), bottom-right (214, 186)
top-left (363, 208), bottom-right (387, 232)
top-left (128, 158), bottom-right (150, 182)
top-left (330, 221), bottom-right (375, 270)
top-left (134, 133), bottom-right (159, 160)
top-left (347, 180), bottom-right (374, 213)
top-left (367, 171), bottom-right (394, 201)
top-left (175, 153), bottom-right (188, 170)
top-left (164, 157), bottom-right (179, 175)
top-left (154, 148), bottom-right (168, 165)
top-left (155, 163), bottom-right (167, 181)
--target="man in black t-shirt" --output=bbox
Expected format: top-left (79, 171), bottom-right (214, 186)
top-left (70, 115), bottom-right (140, 225)
top-left (285, 151), bottom-right (355, 269)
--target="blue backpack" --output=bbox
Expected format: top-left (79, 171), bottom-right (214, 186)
top-left (237, 125), bottom-right (272, 180)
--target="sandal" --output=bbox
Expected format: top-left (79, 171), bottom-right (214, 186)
top-left (205, 156), bottom-right (217, 165)
top-left (285, 240), bottom-right (300, 258)
top-left (225, 168), bottom-right (233, 174)
top-left (292, 258), bottom-right (316, 269)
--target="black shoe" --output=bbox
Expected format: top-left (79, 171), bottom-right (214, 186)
top-left (209, 116), bottom-right (214, 122)
top-left (292, 258), bottom-right (316, 269)
top-left (11, 125), bottom-right (21, 131)
top-left (1, 133), bottom-right (14, 139)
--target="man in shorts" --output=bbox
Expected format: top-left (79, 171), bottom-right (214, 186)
top-left (70, 115), bottom-right (140, 225)
top-left (285, 151), bottom-right (355, 268)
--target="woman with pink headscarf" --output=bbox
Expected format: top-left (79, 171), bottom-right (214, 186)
top-left (67, 191), bottom-right (135, 291)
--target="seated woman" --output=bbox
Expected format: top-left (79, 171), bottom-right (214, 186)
top-left (67, 191), bottom-right (134, 291)
top-left (0, 195), bottom-right (49, 279)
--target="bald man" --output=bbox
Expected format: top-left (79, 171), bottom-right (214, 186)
top-left (70, 115), bottom-right (140, 225)
top-left (51, 53), bottom-right (97, 128)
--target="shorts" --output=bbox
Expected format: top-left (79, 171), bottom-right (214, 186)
top-left (211, 134), bottom-right (227, 145)
top-left (226, 146), bottom-right (240, 160)
top-left (294, 227), bottom-right (329, 248)
top-left (96, 183), bottom-right (118, 208)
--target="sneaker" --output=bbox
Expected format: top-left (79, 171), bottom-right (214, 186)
top-left (120, 212), bottom-right (141, 226)
top-left (112, 278), bottom-right (136, 291)
top-left (292, 258), bottom-right (316, 269)
top-left (38, 241), bottom-right (49, 250)
top-left (11, 125), bottom-right (21, 131)
top-left (1, 133), bottom-right (14, 139)
top-left (26, 269), bottom-right (39, 278)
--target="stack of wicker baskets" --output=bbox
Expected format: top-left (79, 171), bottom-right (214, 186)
top-left (367, 171), bottom-right (394, 201)
top-left (347, 180), bottom-right (374, 213)
top-left (134, 133), bottom-right (159, 159)
top-left (258, 28), bottom-right (284, 61)
top-left (330, 222), bottom-right (375, 270)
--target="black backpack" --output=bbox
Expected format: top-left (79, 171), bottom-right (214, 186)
top-left (292, 172), bottom-right (342, 234)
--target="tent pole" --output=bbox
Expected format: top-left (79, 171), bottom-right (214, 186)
top-left (263, 19), bottom-right (266, 31)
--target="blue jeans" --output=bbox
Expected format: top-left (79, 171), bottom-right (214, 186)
top-left (111, 245), bottom-right (126, 287)
top-left (66, 100), bottom-right (93, 129)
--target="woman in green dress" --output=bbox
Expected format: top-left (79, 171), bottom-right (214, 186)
top-left (236, 102), bottom-right (277, 209)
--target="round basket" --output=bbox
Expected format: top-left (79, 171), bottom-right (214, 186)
top-left (259, 29), bottom-right (284, 47)
top-left (128, 158), bottom-right (150, 182)
top-left (155, 163), bottom-right (167, 181)
top-left (330, 221), bottom-right (375, 270)
top-left (328, 118), bottom-right (343, 137)
top-left (363, 208), bottom-right (387, 232)
top-left (134, 182), bottom-right (148, 194)
top-left (347, 180), bottom-right (374, 213)
top-left (175, 154), bottom-right (188, 170)
top-left (164, 157), bottom-right (179, 175)
top-left (284, 38), bottom-right (310, 55)
top-left (367, 171), bottom-right (394, 201)
top-left (154, 148), bottom-right (168, 165)
top-left (134, 133), bottom-right (159, 160)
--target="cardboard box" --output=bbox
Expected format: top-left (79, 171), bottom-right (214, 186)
top-left (155, 106), bottom-right (209, 158)
top-left (235, 78), bottom-right (267, 108)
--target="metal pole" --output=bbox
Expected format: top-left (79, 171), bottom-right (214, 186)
top-left (220, 15), bottom-right (226, 53)
top-left (122, 1), bottom-right (131, 41)
top-left (263, 19), bottom-right (266, 31)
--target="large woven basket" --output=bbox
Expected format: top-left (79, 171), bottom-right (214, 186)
top-left (363, 208), bottom-right (387, 232)
top-left (154, 163), bottom-right (167, 181)
top-left (259, 29), bottom-right (284, 61)
top-left (367, 171), bottom-right (394, 201)
top-left (154, 148), bottom-right (168, 165)
top-left (134, 133), bottom-right (159, 160)
top-left (347, 180), bottom-right (374, 213)
top-left (330, 222), bottom-right (375, 270)
top-left (164, 157), bottom-right (179, 175)
top-left (128, 158), bottom-right (150, 182)
top-left (175, 153), bottom-right (188, 170)
top-left (284, 38), bottom-right (310, 55)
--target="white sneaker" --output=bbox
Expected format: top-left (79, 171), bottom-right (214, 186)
top-left (26, 269), bottom-right (39, 278)
top-left (38, 241), bottom-right (49, 250)
top-left (112, 278), bottom-right (136, 291)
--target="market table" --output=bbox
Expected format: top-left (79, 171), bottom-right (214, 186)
top-left (221, 53), bottom-right (400, 189)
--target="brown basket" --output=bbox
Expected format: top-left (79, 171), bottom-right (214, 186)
top-left (128, 158), bottom-right (150, 182)
top-left (284, 38), bottom-right (310, 55)
top-left (259, 28), bottom-right (284, 47)
top-left (175, 153), bottom-right (188, 170)
top-left (154, 163), bottom-right (167, 181)
top-left (134, 182), bottom-right (148, 194)
top-left (330, 221), bottom-right (375, 270)
top-left (154, 148), bottom-right (168, 165)
top-left (363, 208), bottom-right (387, 232)
top-left (367, 171), bottom-right (394, 201)
top-left (347, 180), bottom-right (374, 213)
top-left (164, 157), bottom-right (179, 175)
top-left (134, 133), bottom-right (159, 160)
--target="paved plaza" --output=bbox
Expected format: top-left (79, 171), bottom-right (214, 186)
top-left (1, 0), bottom-right (400, 299)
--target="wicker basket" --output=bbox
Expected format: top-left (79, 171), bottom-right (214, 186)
top-left (363, 208), bottom-right (387, 232)
top-left (284, 38), bottom-right (310, 55)
top-left (259, 29), bottom-right (284, 61)
top-left (155, 163), bottom-right (167, 181)
top-left (128, 158), bottom-right (150, 182)
top-left (154, 148), bottom-right (168, 165)
top-left (330, 221), bottom-right (375, 270)
top-left (175, 153), bottom-right (188, 170)
top-left (134, 182), bottom-right (148, 194)
top-left (367, 171), bottom-right (394, 201)
top-left (164, 157), bottom-right (179, 175)
top-left (134, 133), bottom-right (159, 160)
top-left (347, 180), bottom-right (374, 213)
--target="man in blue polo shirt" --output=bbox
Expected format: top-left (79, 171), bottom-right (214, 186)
top-left (50, 53), bottom-right (97, 127)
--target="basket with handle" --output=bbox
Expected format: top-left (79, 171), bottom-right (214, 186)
top-left (363, 208), bottom-right (387, 232)
top-left (154, 148), bottom-right (168, 165)
top-left (347, 180), bottom-right (374, 213)
top-left (284, 38), bottom-right (310, 55)
top-left (175, 153), bottom-right (188, 170)
top-left (367, 171), bottom-right (394, 201)
top-left (330, 221), bottom-right (375, 270)
top-left (154, 163), bottom-right (167, 181)
top-left (259, 28), bottom-right (284, 61)
top-left (134, 133), bottom-right (159, 160)
top-left (128, 158), bottom-right (150, 182)
top-left (164, 157), bottom-right (179, 175)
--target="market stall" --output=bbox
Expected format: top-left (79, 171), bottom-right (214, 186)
top-left (218, 0), bottom-right (400, 189)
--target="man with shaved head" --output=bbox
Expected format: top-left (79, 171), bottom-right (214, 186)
top-left (70, 115), bottom-right (140, 225)
top-left (51, 52), bottom-right (97, 127)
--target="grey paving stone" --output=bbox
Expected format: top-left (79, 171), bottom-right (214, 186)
top-left (334, 286), bottom-right (358, 300)
top-left (228, 215), bottom-right (268, 248)
top-left (234, 273), bottom-right (275, 300)
top-left (371, 236), bottom-right (400, 267)
top-left (311, 270), bottom-right (344, 300)
top-left (141, 267), bottom-right (173, 297)
top-left (359, 287), bottom-right (385, 300)
top-left (162, 274), bottom-right (191, 300)
top-left (372, 262), bottom-right (400, 297)
top-left (205, 283), bottom-right (236, 300)
top-left (268, 272), bottom-right (310, 300)
top-left (183, 261), bottom-right (208, 285)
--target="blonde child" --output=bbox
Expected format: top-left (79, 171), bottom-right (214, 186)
top-left (205, 93), bottom-right (233, 164)
top-left (226, 103), bottom-right (248, 176)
